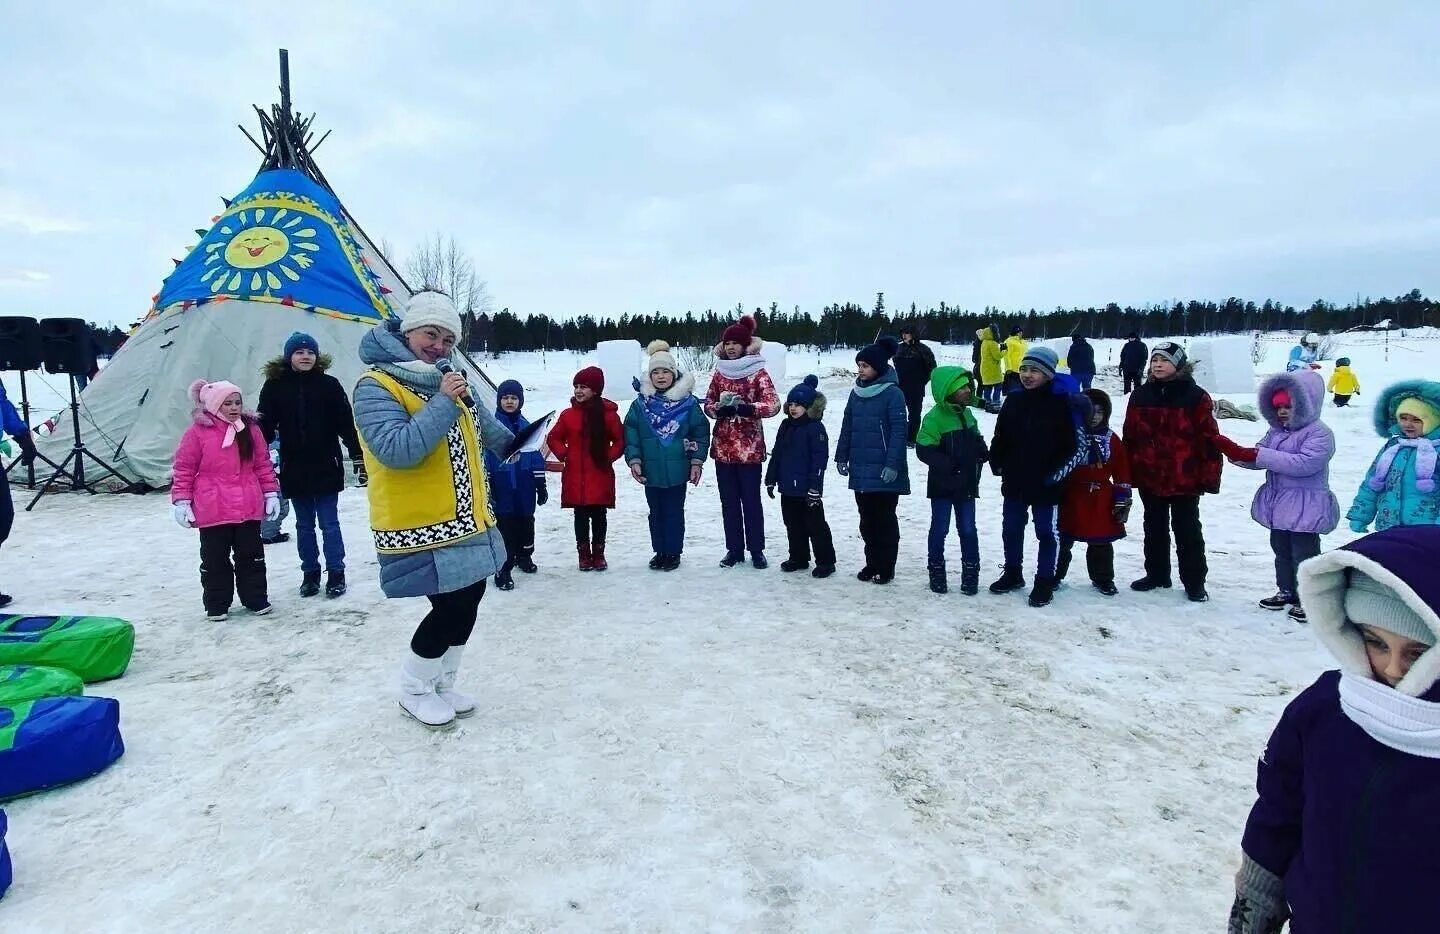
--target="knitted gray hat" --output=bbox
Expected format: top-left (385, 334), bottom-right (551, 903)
top-left (1150, 341), bottom-right (1187, 369)
top-left (1346, 569), bottom-right (1436, 646)
top-left (1020, 346), bottom-right (1058, 378)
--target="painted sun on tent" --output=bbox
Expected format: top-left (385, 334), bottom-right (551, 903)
top-left (156, 167), bottom-right (393, 324)
top-left (203, 208), bottom-right (319, 293)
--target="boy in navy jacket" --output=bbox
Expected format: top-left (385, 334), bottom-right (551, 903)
top-left (765, 376), bottom-right (836, 578)
top-left (483, 379), bottom-right (548, 590)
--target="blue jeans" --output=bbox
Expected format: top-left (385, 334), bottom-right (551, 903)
top-left (716, 462), bottom-right (765, 555)
top-left (1002, 497), bottom-right (1058, 578)
top-left (927, 497), bottom-right (978, 565)
top-left (292, 493), bottom-right (345, 573)
top-left (260, 496), bottom-right (289, 540)
top-left (981, 383), bottom-right (1003, 404)
top-left (645, 484), bottom-right (688, 555)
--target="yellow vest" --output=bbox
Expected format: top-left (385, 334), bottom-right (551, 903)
top-left (357, 369), bottom-right (494, 554)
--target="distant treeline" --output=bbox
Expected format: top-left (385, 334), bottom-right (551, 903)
top-left (463, 289), bottom-right (1438, 354)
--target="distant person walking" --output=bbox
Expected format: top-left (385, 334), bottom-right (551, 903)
top-left (1067, 333), bottom-right (1096, 390)
top-left (1119, 333), bottom-right (1148, 395)
top-left (894, 325), bottom-right (937, 447)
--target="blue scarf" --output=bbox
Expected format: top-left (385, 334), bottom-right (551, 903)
top-left (493, 407), bottom-right (530, 437)
top-left (642, 393), bottom-right (697, 446)
top-left (1084, 427), bottom-right (1112, 466)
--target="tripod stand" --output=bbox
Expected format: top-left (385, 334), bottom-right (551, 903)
top-left (26, 373), bottom-right (133, 511)
top-left (4, 370), bottom-right (66, 488)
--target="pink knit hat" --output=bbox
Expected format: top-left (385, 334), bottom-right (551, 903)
top-left (189, 379), bottom-right (243, 418)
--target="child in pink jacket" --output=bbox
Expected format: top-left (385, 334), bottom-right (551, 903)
top-left (172, 379), bottom-right (281, 620)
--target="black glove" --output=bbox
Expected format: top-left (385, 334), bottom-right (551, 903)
top-left (17, 432), bottom-right (37, 467)
top-left (352, 456), bottom-right (367, 487)
top-left (713, 405), bottom-right (737, 419)
top-left (806, 489), bottom-right (822, 507)
top-left (1112, 500), bottom-right (1131, 524)
top-left (736, 402), bottom-right (756, 418)
top-left (766, 483), bottom-right (776, 499)
top-left (536, 479), bottom-right (549, 506)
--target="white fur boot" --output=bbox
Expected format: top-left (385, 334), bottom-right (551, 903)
top-left (398, 652), bottom-right (455, 729)
top-left (436, 645), bottom-right (476, 718)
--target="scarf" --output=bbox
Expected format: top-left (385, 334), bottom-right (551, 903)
top-left (715, 353), bottom-right (767, 381)
top-left (1085, 427), bottom-right (1112, 466)
top-left (641, 393), bottom-right (697, 447)
top-left (1339, 671), bottom-right (1440, 758)
top-left (1368, 436), bottom-right (1439, 494)
top-left (217, 414), bottom-right (247, 449)
top-left (375, 358), bottom-right (444, 393)
top-left (852, 377), bottom-right (896, 399)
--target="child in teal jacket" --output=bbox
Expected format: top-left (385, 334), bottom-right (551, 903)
top-left (1347, 380), bottom-right (1440, 532)
top-left (624, 341), bottom-right (711, 570)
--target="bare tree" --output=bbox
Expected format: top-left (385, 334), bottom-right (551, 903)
top-left (404, 233), bottom-right (492, 317)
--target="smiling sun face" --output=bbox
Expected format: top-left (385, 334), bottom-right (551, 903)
top-left (201, 207), bottom-right (320, 294)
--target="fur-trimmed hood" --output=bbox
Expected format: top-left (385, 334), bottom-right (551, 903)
top-left (1374, 379), bottom-right (1440, 439)
top-left (263, 353), bottom-right (334, 380)
top-left (636, 368), bottom-right (697, 402)
top-left (1258, 368), bottom-right (1324, 430)
top-left (1300, 525), bottom-right (1440, 698)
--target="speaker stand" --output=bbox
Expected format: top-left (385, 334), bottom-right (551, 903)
top-left (4, 370), bottom-right (65, 488)
top-left (26, 375), bottom-right (134, 510)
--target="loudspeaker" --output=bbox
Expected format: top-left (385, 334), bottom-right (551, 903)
top-left (0, 316), bottom-right (43, 371)
top-left (39, 318), bottom-right (97, 376)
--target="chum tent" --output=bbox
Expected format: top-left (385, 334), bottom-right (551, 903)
top-left (34, 51), bottom-right (495, 490)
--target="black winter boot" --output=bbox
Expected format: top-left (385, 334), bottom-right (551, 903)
top-left (515, 553), bottom-right (538, 574)
top-left (325, 570), bottom-right (347, 598)
top-left (1028, 576), bottom-right (1056, 607)
top-left (780, 558), bottom-right (810, 572)
top-left (960, 562), bottom-right (980, 596)
top-left (495, 568), bottom-right (515, 591)
top-left (299, 571), bottom-right (321, 598)
top-left (1130, 575), bottom-right (1172, 592)
top-left (928, 561), bottom-right (948, 594)
top-left (989, 565), bottom-right (1026, 594)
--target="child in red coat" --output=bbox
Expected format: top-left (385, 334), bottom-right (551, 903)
top-left (1056, 389), bottom-right (1131, 595)
top-left (546, 366), bottom-right (624, 570)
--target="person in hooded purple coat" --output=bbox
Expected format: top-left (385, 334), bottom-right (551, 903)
top-left (1228, 525), bottom-right (1440, 934)
top-left (1215, 368), bottom-right (1339, 622)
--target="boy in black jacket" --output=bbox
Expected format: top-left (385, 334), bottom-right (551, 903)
top-left (987, 347), bottom-right (1089, 607)
top-left (765, 376), bottom-right (836, 578)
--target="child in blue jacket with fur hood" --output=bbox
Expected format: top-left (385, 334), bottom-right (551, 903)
top-left (765, 375), bottom-right (836, 579)
top-left (1346, 380), bottom-right (1440, 532)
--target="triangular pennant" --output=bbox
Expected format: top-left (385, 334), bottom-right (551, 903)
top-left (222, 197), bottom-right (232, 208)
top-left (379, 286), bottom-right (392, 294)
top-left (280, 297), bottom-right (295, 306)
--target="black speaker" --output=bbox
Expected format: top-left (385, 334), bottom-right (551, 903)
top-left (39, 317), bottom-right (97, 376)
top-left (0, 316), bottom-right (43, 371)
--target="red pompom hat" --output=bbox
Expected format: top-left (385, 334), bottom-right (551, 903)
top-left (573, 366), bottom-right (605, 394)
top-left (720, 315), bottom-right (756, 347)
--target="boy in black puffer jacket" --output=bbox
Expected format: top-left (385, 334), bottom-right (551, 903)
top-left (765, 376), bottom-right (836, 578)
top-left (987, 346), bottom-right (1090, 607)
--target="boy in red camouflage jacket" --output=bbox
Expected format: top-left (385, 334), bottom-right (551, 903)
top-left (1122, 341), bottom-right (1222, 602)
top-left (703, 315), bottom-right (780, 568)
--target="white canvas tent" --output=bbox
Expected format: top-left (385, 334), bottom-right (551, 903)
top-left (34, 52), bottom-right (493, 490)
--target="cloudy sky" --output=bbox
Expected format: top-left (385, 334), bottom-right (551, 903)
top-left (2, 1), bottom-right (1437, 326)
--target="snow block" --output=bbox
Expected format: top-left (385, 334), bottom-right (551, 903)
top-left (760, 341), bottom-right (787, 384)
top-left (1188, 337), bottom-right (1256, 395)
top-left (0, 616), bottom-right (135, 683)
top-left (0, 696), bottom-right (124, 802)
top-left (595, 340), bottom-right (643, 401)
top-left (0, 808), bottom-right (10, 900)
top-left (0, 665), bottom-right (84, 707)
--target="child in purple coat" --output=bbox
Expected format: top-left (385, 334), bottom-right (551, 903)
top-left (1229, 525), bottom-right (1440, 934)
top-left (1215, 369), bottom-right (1339, 622)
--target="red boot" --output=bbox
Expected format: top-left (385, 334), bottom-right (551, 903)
top-left (591, 543), bottom-right (608, 571)
top-left (578, 543), bottom-right (594, 571)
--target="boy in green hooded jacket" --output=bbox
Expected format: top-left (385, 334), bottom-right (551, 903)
top-left (914, 365), bottom-right (989, 594)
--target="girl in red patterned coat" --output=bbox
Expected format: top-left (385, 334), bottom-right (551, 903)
top-left (1056, 389), bottom-right (1131, 596)
top-left (703, 315), bottom-right (780, 568)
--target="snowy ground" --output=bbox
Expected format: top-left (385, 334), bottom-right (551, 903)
top-left (2, 332), bottom-right (1436, 932)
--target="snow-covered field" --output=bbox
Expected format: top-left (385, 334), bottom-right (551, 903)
top-left (2, 331), bottom-right (1436, 932)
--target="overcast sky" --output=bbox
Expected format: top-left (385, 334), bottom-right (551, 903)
top-left (2, 2), bottom-right (1437, 326)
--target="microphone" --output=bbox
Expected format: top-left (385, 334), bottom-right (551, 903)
top-left (434, 358), bottom-right (474, 409)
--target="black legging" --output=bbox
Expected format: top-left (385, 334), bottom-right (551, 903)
top-left (410, 578), bottom-right (487, 658)
top-left (573, 506), bottom-right (608, 546)
top-left (855, 492), bottom-right (901, 575)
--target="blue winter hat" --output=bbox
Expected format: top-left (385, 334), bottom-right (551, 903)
top-left (855, 336), bottom-right (900, 375)
top-left (787, 374), bottom-right (820, 408)
top-left (496, 378), bottom-right (524, 408)
top-left (1020, 345), bottom-right (1059, 379)
top-left (283, 331), bottom-right (319, 361)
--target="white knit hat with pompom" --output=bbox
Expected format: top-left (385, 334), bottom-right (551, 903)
top-left (646, 339), bottom-right (678, 375)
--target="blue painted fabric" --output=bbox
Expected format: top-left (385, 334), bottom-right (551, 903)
top-left (157, 168), bottom-right (392, 322)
